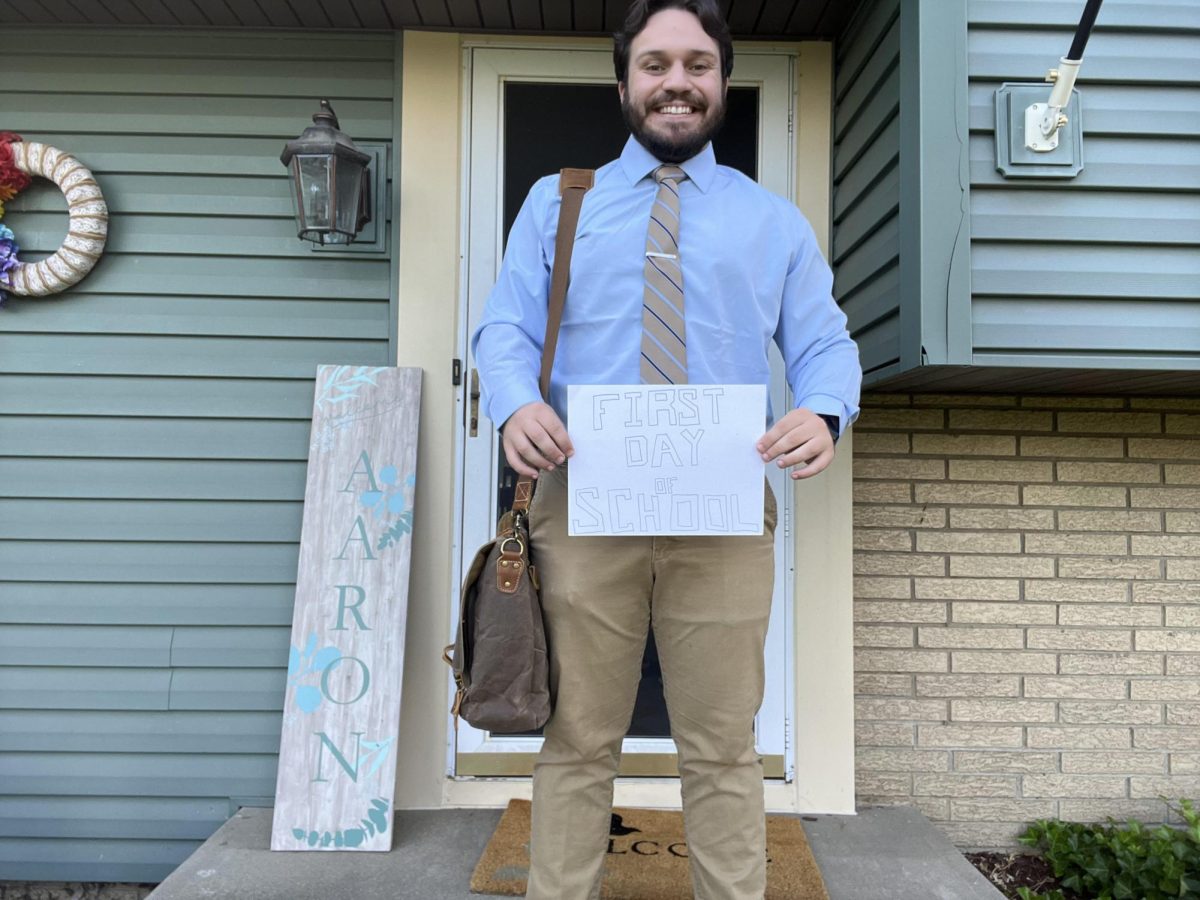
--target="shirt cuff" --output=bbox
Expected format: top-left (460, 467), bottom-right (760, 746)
top-left (487, 383), bottom-right (543, 432)
top-left (796, 394), bottom-right (845, 437)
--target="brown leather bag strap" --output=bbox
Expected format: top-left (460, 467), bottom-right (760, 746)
top-left (512, 166), bottom-right (594, 515)
top-left (539, 167), bottom-right (594, 399)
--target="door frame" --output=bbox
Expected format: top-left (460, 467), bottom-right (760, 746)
top-left (425, 33), bottom-right (854, 814)
top-left (452, 42), bottom-right (796, 779)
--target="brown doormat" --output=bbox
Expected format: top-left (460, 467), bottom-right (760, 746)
top-left (470, 798), bottom-right (829, 899)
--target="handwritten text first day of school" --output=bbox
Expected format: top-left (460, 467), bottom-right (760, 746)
top-left (566, 384), bottom-right (766, 537)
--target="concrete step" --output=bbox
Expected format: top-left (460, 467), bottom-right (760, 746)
top-left (147, 804), bottom-right (1004, 900)
top-left (803, 806), bottom-right (1005, 900)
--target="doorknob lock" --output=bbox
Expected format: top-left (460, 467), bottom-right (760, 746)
top-left (469, 369), bottom-right (481, 437)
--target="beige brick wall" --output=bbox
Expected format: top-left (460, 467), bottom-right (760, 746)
top-left (852, 393), bottom-right (1200, 848)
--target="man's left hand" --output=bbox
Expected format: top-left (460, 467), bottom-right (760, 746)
top-left (756, 407), bottom-right (836, 480)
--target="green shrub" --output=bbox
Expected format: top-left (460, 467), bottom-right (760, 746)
top-left (1015, 798), bottom-right (1200, 900)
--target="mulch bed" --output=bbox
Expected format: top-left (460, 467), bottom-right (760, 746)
top-left (0, 885), bottom-right (155, 900)
top-left (965, 851), bottom-right (1083, 900)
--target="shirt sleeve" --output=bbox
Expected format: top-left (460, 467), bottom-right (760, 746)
top-left (470, 176), bottom-right (558, 429)
top-left (773, 207), bottom-right (863, 435)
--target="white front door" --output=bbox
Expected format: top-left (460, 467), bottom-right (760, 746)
top-left (451, 44), bottom-right (798, 780)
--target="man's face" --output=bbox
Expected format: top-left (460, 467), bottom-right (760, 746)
top-left (619, 8), bottom-right (727, 164)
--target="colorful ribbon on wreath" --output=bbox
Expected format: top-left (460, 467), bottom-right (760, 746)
top-left (0, 132), bottom-right (27, 307)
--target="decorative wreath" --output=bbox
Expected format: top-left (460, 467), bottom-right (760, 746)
top-left (0, 132), bottom-right (108, 307)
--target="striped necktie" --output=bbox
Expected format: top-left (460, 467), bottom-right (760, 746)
top-left (640, 165), bottom-right (688, 385)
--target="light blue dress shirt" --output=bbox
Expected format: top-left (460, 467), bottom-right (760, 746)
top-left (472, 137), bottom-right (862, 434)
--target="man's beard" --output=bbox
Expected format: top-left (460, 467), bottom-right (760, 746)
top-left (621, 91), bottom-right (726, 164)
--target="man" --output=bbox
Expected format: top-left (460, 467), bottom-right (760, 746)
top-left (472, 1), bottom-right (861, 897)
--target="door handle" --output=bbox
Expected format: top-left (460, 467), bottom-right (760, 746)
top-left (469, 369), bottom-right (480, 437)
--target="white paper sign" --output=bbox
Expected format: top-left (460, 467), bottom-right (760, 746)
top-left (567, 384), bottom-right (766, 536)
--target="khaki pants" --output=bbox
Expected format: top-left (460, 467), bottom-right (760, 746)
top-left (525, 465), bottom-right (777, 900)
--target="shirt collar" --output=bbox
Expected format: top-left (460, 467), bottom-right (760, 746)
top-left (619, 136), bottom-right (716, 193)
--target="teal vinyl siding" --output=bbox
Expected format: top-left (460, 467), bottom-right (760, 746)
top-left (832, 0), bottom-right (902, 380)
top-left (0, 28), bottom-right (396, 882)
top-left (0, 711), bottom-right (283, 753)
top-left (966, 1), bottom-right (1200, 369)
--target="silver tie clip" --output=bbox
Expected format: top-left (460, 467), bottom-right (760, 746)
top-left (645, 251), bottom-right (678, 260)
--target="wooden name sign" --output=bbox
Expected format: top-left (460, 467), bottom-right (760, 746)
top-left (271, 365), bottom-right (422, 852)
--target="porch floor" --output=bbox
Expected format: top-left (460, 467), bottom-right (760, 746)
top-left (146, 804), bottom-right (1003, 900)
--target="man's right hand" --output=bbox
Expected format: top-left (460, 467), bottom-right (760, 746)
top-left (501, 401), bottom-right (573, 479)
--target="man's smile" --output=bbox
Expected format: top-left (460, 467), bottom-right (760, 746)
top-left (646, 96), bottom-right (708, 129)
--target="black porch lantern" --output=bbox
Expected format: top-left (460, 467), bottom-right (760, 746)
top-left (281, 100), bottom-right (372, 245)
